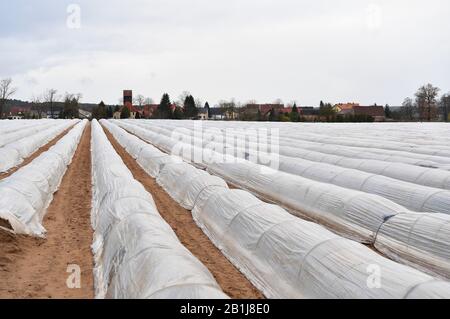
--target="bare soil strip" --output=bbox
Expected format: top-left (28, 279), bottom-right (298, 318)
top-left (0, 126), bottom-right (75, 180)
top-left (103, 127), bottom-right (264, 299)
top-left (0, 123), bottom-right (94, 299)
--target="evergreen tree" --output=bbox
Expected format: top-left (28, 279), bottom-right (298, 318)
top-left (62, 94), bottom-right (80, 118)
top-left (384, 104), bottom-right (392, 118)
top-left (93, 101), bottom-right (107, 119)
top-left (157, 93), bottom-right (172, 119)
top-left (257, 109), bottom-right (263, 121)
top-left (184, 95), bottom-right (198, 119)
top-left (204, 102), bottom-right (210, 119)
top-left (268, 108), bottom-right (277, 121)
top-left (121, 106), bottom-right (130, 119)
top-left (106, 106), bottom-right (113, 118)
top-left (173, 106), bottom-right (184, 120)
top-left (290, 103), bottom-right (300, 122)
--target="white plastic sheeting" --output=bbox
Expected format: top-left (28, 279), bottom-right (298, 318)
top-left (101, 120), bottom-right (182, 178)
top-left (90, 120), bottom-right (228, 299)
top-left (272, 148), bottom-right (450, 190)
top-left (140, 120), bottom-right (450, 169)
top-left (0, 120), bottom-right (58, 147)
top-left (0, 120), bottom-right (78, 173)
top-left (0, 119), bottom-right (51, 135)
top-left (375, 213), bottom-right (450, 279)
top-left (134, 120), bottom-right (450, 188)
top-left (192, 188), bottom-right (450, 299)
top-left (122, 121), bottom-right (450, 215)
top-left (104, 120), bottom-right (450, 298)
top-left (110, 120), bottom-right (450, 280)
top-left (0, 120), bottom-right (87, 236)
top-left (271, 154), bottom-right (450, 215)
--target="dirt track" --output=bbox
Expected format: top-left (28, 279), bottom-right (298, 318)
top-left (103, 127), bottom-right (264, 299)
top-left (0, 124), bottom-right (94, 299)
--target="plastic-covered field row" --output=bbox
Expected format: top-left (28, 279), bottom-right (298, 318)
top-left (182, 120), bottom-right (450, 151)
top-left (102, 120), bottom-right (450, 299)
top-left (126, 122), bottom-right (450, 215)
top-left (0, 119), bottom-right (55, 135)
top-left (0, 120), bottom-right (88, 236)
top-left (109, 120), bottom-right (450, 280)
top-left (136, 120), bottom-right (450, 169)
top-left (90, 120), bottom-right (228, 299)
top-left (181, 120), bottom-right (450, 158)
top-left (0, 119), bottom-right (79, 173)
top-left (135, 121), bottom-right (450, 190)
top-left (0, 120), bottom-right (63, 147)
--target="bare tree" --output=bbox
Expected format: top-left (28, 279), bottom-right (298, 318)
top-left (195, 98), bottom-right (203, 109)
top-left (178, 91), bottom-right (191, 106)
top-left (63, 92), bottom-right (82, 119)
top-left (43, 89), bottom-right (58, 118)
top-left (134, 94), bottom-right (145, 108)
top-left (415, 84), bottom-right (440, 121)
top-left (31, 95), bottom-right (44, 119)
top-left (144, 97), bottom-right (154, 105)
top-left (401, 97), bottom-right (416, 121)
top-left (0, 78), bottom-right (18, 119)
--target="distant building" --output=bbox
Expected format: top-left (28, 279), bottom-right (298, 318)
top-left (334, 103), bottom-right (360, 113)
top-left (46, 110), bottom-right (61, 119)
top-left (113, 90), bottom-right (141, 119)
top-left (353, 105), bottom-right (386, 122)
top-left (113, 102), bottom-right (140, 119)
top-left (143, 104), bottom-right (159, 118)
top-left (79, 109), bottom-right (92, 119)
top-left (299, 107), bottom-right (320, 121)
top-left (245, 104), bottom-right (285, 117)
top-left (123, 90), bottom-right (133, 105)
top-left (197, 107), bottom-right (209, 120)
top-left (334, 103), bottom-right (386, 121)
top-left (208, 108), bottom-right (226, 120)
top-left (6, 106), bottom-right (40, 119)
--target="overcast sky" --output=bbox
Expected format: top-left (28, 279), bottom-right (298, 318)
top-left (1, 0), bottom-right (449, 106)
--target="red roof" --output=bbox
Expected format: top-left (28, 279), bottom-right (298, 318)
top-left (278, 107), bottom-right (292, 114)
top-left (124, 101), bottom-right (140, 113)
top-left (335, 103), bottom-right (360, 111)
top-left (353, 106), bottom-right (385, 117)
top-left (246, 104), bottom-right (285, 115)
top-left (141, 103), bottom-right (179, 118)
top-left (9, 106), bottom-right (31, 115)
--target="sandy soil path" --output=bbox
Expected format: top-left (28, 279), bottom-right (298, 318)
top-left (0, 126), bottom-right (75, 180)
top-left (103, 127), bottom-right (264, 299)
top-left (0, 123), bottom-right (94, 299)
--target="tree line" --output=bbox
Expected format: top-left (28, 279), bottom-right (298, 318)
top-left (0, 78), bottom-right (82, 119)
top-left (2, 77), bottom-right (449, 122)
top-left (392, 84), bottom-right (450, 122)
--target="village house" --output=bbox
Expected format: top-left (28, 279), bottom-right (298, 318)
top-left (299, 106), bottom-right (321, 121)
top-left (208, 108), bottom-right (226, 120)
top-left (197, 107), bottom-right (209, 120)
top-left (113, 101), bottom-right (140, 119)
top-left (334, 103), bottom-right (386, 122)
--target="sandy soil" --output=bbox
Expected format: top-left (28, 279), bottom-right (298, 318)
top-left (0, 126), bottom-right (74, 180)
top-left (0, 124), bottom-right (94, 299)
top-left (103, 127), bottom-right (264, 299)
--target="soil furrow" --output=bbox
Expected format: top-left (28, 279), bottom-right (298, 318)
top-left (103, 126), bottom-right (264, 299)
top-left (0, 123), bottom-right (94, 299)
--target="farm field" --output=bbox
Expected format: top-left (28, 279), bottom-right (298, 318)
top-left (1, 119), bottom-right (450, 299)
